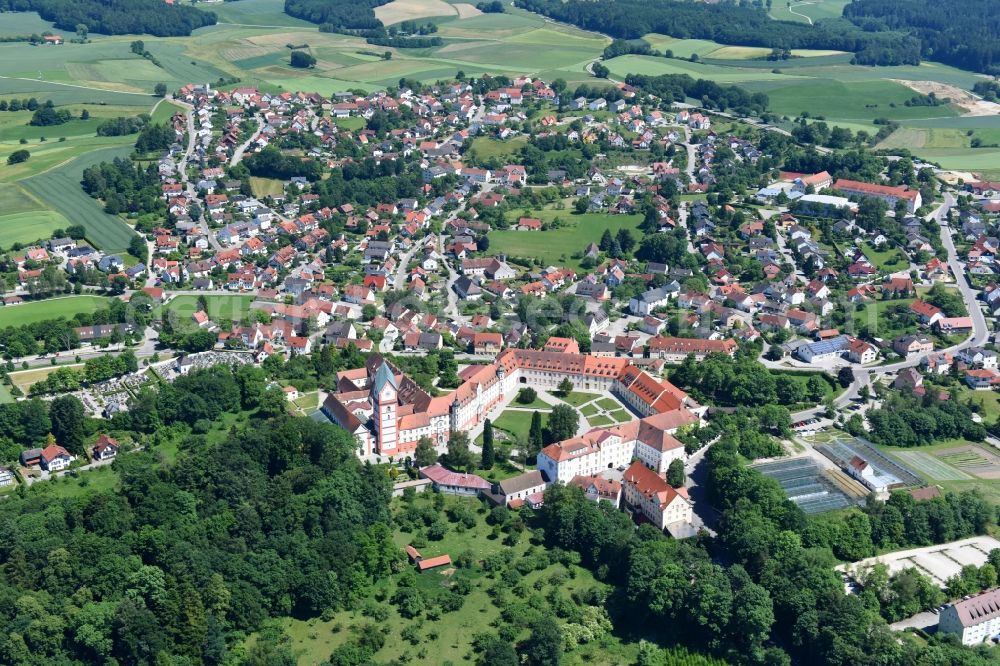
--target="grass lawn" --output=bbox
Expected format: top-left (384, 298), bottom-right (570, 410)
top-left (861, 243), bottom-right (909, 272)
top-left (956, 388), bottom-right (1000, 425)
top-left (10, 363), bottom-right (85, 393)
top-left (487, 211), bottom-right (642, 270)
top-left (492, 409), bottom-right (548, 442)
top-left (0, 295), bottom-right (112, 327)
top-left (589, 414), bottom-right (614, 427)
top-left (466, 135), bottom-right (527, 161)
top-left (507, 395), bottom-right (552, 410)
top-left (0, 210), bottom-right (70, 249)
top-left (596, 397), bottom-right (620, 411)
top-left (580, 403), bottom-right (599, 417)
top-left (160, 295), bottom-right (254, 324)
top-left (558, 391), bottom-right (600, 407)
top-left (481, 460), bottom-right (527, 483)
top-left (261, 491), bottom-right (613, 665)
top-left (608, 409), bottom-right (631, 422)
top-left (25, 465), bottom-right (120, 499)
top-left (851, 297), bottom-right (916, 339)
top-left (291, 391), bottom-right (320, 413)
top-left (249, 176), bottom-right (286, 198)
top-left (0, 382), bottom-right (13, 404)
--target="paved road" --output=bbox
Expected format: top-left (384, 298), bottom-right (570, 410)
top-left (393, 244), bottom-right (419, 290)
top-left (790, 192), bottom-right (988, 420)
top-left (230, 117), bottom-right (264, 167)
top-left (173, 97), bottom-right (222, 251)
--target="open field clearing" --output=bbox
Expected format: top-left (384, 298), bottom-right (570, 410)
top-left (161, 295), bottom-right (254, 324)
top-left (9, 363), bottom-right (85, 393)
top-left (0, 295), bottom-right (112, 328)
top-left (249, 176), bottom-right (285, 198)
top-left (374, 0), bottom-right (458, 24)
top-left (487, 211), bottom-right (643, 270)
top-left (0, 211), bottom-right (69, 250)
top-left (19, 145), bottom-right (136, 251)
top-left (0, 11), bottom-right (58, 35)
top-left (769, 0), bottom-right (850, 24)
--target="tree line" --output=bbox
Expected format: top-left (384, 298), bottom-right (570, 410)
top-left (0, 0), bottom-right (216, 36)
top-left (515, 0), bottom-right (921, 66)
top-left (863, 389), bottom-right (987, 447)
top-left (81, 157), bottom-right (166, 217)
top-left (0, 408), bottom-right (394, 664)
top-left (625, 73), bottom-right (769, 116)
top-left (844, 0), bottom-right (1000, 74)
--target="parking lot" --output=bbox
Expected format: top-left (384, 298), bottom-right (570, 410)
top-left (841, 536), bottom-right (1000, 588)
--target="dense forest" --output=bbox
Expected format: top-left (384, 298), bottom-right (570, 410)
top-left (0, 0), bottom-right (215, 36)
top-left (844, 0), bottom-right (1000, 74)
top-left (515, 0), bottom-right (920, 66)
top-left (0, 412), bottom-right (394, 663)
top-left (81, 157), bottom-right (166, 216)
top-left (284, 0), bottom-right (389, 32)
top-left (536, 415), bottom-right (1000, 665)
top-left (626, 73), bottom-right (769, 115)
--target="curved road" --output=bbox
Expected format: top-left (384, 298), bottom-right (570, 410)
top-left (791, 192), bottom-right (987, 420)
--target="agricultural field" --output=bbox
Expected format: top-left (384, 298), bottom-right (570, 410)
top-left (0, 295), bottom-right (112, 327)
top-left (18, 145), bottom-right (137, 251)
top-left (0, 182), bottom-right (68, 249)
top-left (211, 0), bottom-right (319, 27)
top-left (486, 210), bottom-right (643, 270)
top-left (374, 0), bottom-right (459, 25)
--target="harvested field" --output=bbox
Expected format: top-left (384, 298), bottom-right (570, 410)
top-left (452, 2), bottom-right (481, 18)
top-left (374, 0), bottom-right (457, 24)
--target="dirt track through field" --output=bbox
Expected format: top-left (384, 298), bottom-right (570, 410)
top-left (891, 79), bottom-right (1000, 117)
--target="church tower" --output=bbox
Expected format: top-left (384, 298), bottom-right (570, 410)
top-left (371, 362), bottom-right (398, 455)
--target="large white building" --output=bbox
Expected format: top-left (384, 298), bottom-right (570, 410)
top-left (322, 349), bottom-right (701, 461)
top-left (537, 409), bottom-right (698, 484)
top-left (939, 589), bottom-right (1000, 645)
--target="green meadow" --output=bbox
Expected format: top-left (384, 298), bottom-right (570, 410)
top-left (487, 209), bottom-right (643, 270)
top-left (0, 295), bottom-right (113, 327)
